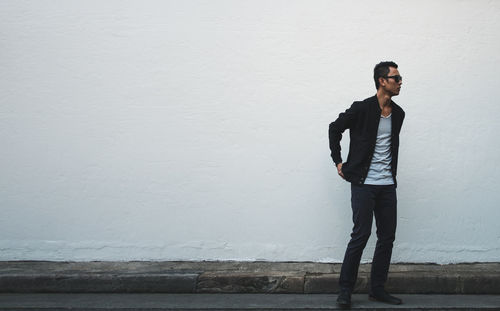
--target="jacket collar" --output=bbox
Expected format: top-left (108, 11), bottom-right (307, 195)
top-left (370, 94), bottom-right (400, 114)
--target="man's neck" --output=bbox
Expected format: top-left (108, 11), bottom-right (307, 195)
top-left (376, 90), bottom-right (392, 110)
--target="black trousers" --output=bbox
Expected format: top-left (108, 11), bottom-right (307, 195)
top-left (339, 183), bottom-right (397, 292)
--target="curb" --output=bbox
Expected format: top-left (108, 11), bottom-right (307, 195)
top-left (1, 261), bottom-right (499, 294)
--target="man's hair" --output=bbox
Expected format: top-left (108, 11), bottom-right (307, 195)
top-left (374, 61), bottom-right (398, 89)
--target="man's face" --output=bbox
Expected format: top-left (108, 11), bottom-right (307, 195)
top-left (380, 67), bottom-right (402, 96)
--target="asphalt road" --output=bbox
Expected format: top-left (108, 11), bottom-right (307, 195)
top-left (0, 293), bottom-right (499, 310)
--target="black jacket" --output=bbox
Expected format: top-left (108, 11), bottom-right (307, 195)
top-left (328, 95), bottom-right (405, 187)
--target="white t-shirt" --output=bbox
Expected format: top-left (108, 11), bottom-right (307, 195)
top-left (364, 113), bottom-right (394, 185)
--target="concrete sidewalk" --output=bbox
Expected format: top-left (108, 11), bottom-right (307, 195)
top-left (1, 261), bottom-right (500, 294)
top-left (0, 293), bottom-right (499, 310)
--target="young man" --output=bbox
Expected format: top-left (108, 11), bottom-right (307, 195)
top-left (328, 61), bottom-right (405, 308)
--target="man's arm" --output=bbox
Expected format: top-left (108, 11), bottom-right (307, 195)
top-left (328, 102), bottom-right (360, 167)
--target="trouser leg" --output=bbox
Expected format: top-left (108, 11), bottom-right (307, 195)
top-left (371, 184), bottom-right (397, 292)
top-left (339, 184), bottom-right (376, 291)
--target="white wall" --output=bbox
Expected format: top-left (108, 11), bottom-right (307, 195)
top-left (1, 0), bottom-right (499, 263)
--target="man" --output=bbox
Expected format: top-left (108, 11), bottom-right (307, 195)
top-left (328, 61), bottom-right (405, 309)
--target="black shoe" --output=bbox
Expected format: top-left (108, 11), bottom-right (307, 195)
top-left (336, 289), bottom-right (351, 309)
top-left (368, 290), bottom-right (402, 305)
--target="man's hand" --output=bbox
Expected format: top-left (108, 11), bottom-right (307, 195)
top-left (337, 163), bottom-right (345, 179)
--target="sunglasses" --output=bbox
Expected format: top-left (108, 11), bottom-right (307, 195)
top-left (385, 75), bottom-right (403, 83)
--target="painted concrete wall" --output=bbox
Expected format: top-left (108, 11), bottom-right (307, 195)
top-left (1, 0), bottom-right (499, 263)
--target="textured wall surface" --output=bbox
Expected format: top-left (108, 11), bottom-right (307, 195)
top-left (1, 0), bottom-right (499, 263)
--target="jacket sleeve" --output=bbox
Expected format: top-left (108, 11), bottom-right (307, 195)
top-left (328, 102), bottom-right (360, 166)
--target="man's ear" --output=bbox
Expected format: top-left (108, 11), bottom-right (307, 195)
top-left (378, 77), bottom-right (386, 87)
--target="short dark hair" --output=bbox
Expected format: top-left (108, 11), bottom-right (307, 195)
top-left (374, 61), bottom-right (398, 89)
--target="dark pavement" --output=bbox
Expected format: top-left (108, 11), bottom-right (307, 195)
top-left (0, 293), bottom-right (499, 310)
